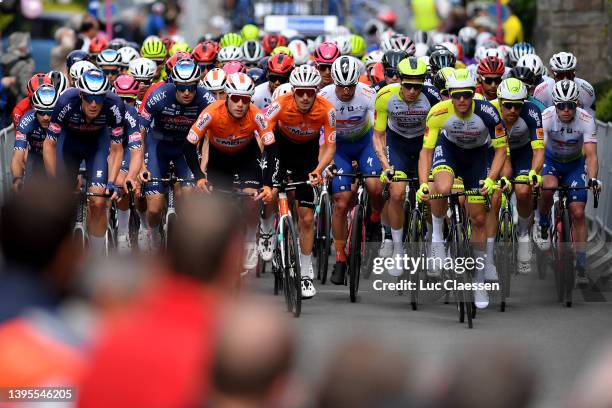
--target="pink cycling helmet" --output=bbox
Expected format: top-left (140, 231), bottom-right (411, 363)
top-left (113, 74), bottom-right (139, 98)
top-left (222, 61), bottom-right (247, 75)
top-left (313, 42), bottom-right (340, 64)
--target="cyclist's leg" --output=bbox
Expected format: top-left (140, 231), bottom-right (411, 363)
top-left (484, 147), bottom-right (501, 274)
top-left (358, 131), bottom-right (383, 215)
top-left (430, 139), bottom-right (455, 233)
top-left (143, 137), bottom-right (168, 248)
top-left (539, 157), bottom-right (560, 229)
top-left (116, 149), bottom-right (131, 245)
top-left (565, 158), bottom-right (588, 270)
top-left (511, 145), bottom-right (533, 236)
top-left (86, 131), bottom-right (111, 255)
top-left (331, 142), bottom-right (355, 265)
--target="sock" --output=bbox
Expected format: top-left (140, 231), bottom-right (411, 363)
top-left (576, 252), bottom-right (586, 269)
top-left (300, 253), bottom-right (312, 278)
top-left (384, 225), bottom-right (392, 240)
top-left (335, 241), bottom-right (346, 262)
top-left (474, 249), bottom-right (486, 282)
top-left (261, 214), bottom-right (274, 232)
top-left (432, 215), bottom-right (444, 243)
top-left (117, 209), bottom-right (130, 235)
top-left (89, 234), bottom-right (106, 256)
top-left (138, 210), bottom-right (149, 230)
top-left (518, 215), bottom-right (530, 237)
top-left (391, 228), bottom-right (403, 252)
top-left (150, 228), bottom-right (161, 249)
top-left (246, 224), bottom-right (257, 244)
top-left (486, 237), bottom-right (495, 265)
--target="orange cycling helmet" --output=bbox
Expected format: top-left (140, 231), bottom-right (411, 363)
top-left (262, 34), bottom-right (287, 55)
top-left (267, 53), bottom-right (294, 75)
top-left (192, 41), bottom-right (219, 63)
top-left (89, 36), bottom-right (108, 55)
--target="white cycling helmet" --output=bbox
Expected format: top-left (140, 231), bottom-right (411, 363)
top-left (497, 45), bottom-right (512, 64)
top-left (392, 35), bottom-right (416, 56)
top-left (288, 40), bottom-right (310, 66)
top-left (117, 47), bottom-right (140, 67)
top-left (218, 45), bottom-right (243, 63)
top-left (47, 70), bottom-right (68, 95)
top-left (331, 56), bottom-right (361, 86)
top-left (549, 51), bottom-right (577, 72)
top-left (458, 26), bottom-right (478, 42)
top-left (508, 43), bottom-right (535, 65)
top-left (446, 68), bottom-right (477, 90)
top-left (413, 30), bottom-right (430, 45)
top-left (241, 40), bottom-right (264, 63)
top-left (517, 54), bottom-right (546, 78)
top-left (171, 60), bottom-right (201, 84)
top-left (77, 69), bottom-right (110, 95)
top-left (414, 43), bottom-right (429, 58)
top-left (271, 82), bottom-right (293, 100)
top-left (334, 36), bottom-right (352, 55)
top-left (69, 60), bottom-right (97, 81)
top-left (497, 78), bottom-right (527, 101)
top-left (97, 49), bottom-right (122, 67)
top-left (440, 41), bottom-right (459, 59)
top-left (31, 84), bottom-right (59, 111)
top-left (129, 57), bottom-right (157, 80)
top-left (224, 72), bottom-right (255, 96)
top-left (289, 64), bottom-right (321, 88)
top-left (552, 79), bottom-right (579, 104)
top-left (363, 50), bottom-right (384, 67)
top-left (306, 38), bottom-right (317, 54)
top-left (482, 47), bottom-right (505, 61)
top-left (201, 68), bottom-right (226, 91)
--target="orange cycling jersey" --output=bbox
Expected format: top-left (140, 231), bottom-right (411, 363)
top-left (264, 93), bottom-right (336, 145)
top-left (187, 100), bottom-right (275, 153)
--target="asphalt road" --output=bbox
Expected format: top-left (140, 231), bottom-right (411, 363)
top-left (246, 251), bottom-right (612, 408)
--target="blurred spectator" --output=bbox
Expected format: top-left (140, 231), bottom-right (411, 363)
top-left (0, 179), bottom-right (86, 387)
top-left (0, 32), bottom-right (34, 102)
top-left (75, 14), bottom-right (100, 52)
top-left (78, 194), bottom-right (244, 408)
top-left (145, 2), bottom-right (166, 38)
top-left (317, 338), bottom-right (411, 407)
top-left (51, 27), bottom-right (76, 74)
top-left (0, 66), bottom-right (16, 128)
top-left (432, 342), bottom-right (536, 408)
top-left (565, 340), bottom-right (612, 408)
top-left (411, 0), bottom-right (444, 32)
top-left (208, 298), bottom-right (294, 407)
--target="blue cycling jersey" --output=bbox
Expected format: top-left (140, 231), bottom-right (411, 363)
top-left (48, 88), bottom-right (125, 144)
top-left (123, 104), bottom-right (142, 150)
top-left (15, 109), bottom-right (46, 154)
top-left (140, 83), bottom-right (215, 142)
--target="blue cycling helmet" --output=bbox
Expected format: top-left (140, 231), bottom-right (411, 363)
top-left (246, 67), bottom-right (266, 86)
top-left (77, 68), bottom-right (110, 95)
top-left (66, 50), bottom-right (89, 69)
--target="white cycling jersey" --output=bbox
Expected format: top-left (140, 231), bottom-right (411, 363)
top-left (534, 77), bottom-right (596, 117)
top-left (542, 106), bottom-right (596, 162)
top-left (252, 82), bottom-right (273, 110)
top-left (319, 83), bottom-right (376, 142)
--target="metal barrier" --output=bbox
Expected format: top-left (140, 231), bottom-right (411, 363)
top-left (0, 124), bottom-right (15, 204)
top-left (586, 120), bottom-right (612, 240)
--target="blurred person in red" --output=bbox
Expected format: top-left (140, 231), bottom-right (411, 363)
top-left (12, 73), bottom-right (53, 129)
top-left (0, 179), bottom-right (86, 388)
top-left (78, 194), bottom-right (244, 408)
top-left (206, 298), bottom-right (295, 408)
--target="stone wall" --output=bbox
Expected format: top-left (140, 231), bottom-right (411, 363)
top-left (533, 0), bottom-right (611, 83)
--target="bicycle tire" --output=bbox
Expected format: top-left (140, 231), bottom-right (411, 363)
top-left (498, 210), bottom-right (513, 312)
top-left (349, 205), bottom-right (363, 303)
top-left (408, 207), bottom-right (422, 311)
top-left (561, 209), bottom-right (574, 307)
top-left (165, 212), bottom-right (177, 250)
top-left (316, 193), bottom-right (331, 284)
top-left (74, 228), bottom-right (86, 250)
top-left (283, 217), bottom-right (302, 317)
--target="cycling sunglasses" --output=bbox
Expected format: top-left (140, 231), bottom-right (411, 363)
top-left (198, 63), bottom-right (216, 72)
top-left (229, 94), bottom-right (251, 104)
top-left (481, 76), bottom-right (503, 85)
top-left (555, 101), bottom-right (577, 110)
top-left (82, 94), bottom-right (105, 104)
top-left (268, 74), bottom-right (289, 84)
top-left (554, 71), bottom-right (575, 80)
top-left (294, 88), bottom-right (317, 98)
top-left (36, 110), bottom-right (53, 117)
top-left (384, 68), bottom-right (399, 78)
top-left (450, 90), bottom-right (474, 100)
top-left (175, 83), bottom-right (197, 93)
top-left (103, 68), bottom-right (120, 76)
top-left (317, 63), bottom-right (332, 72)
top-left (401, 82), bottom-right (423, 91)
top-left (501, 101), bottom-right (524, 111)
top-left (136, 79), bottom-right (152, 86)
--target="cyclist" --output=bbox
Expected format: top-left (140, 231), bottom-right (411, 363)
top-left (252, 54), bottom-right (294, 110)
top-left (507, 66), bottom-right (546, 111)
top-left (184, 73), bottom-right (277, 269)
top-left (476, 55), bottom-right (505, 101)
top-left (139, 60), bottom-right (215, 250)
top-left (264, 65), bottom-right (337, 298)
top-left (318, 56), bottom-right (382, 285)
top-left (491, 78), bottom-right (544, 273)
top-left (373, 57), bottom-right (441, 273)
top-left (201, 68), bottom-right (227, 100)
top-left (69, 60), bottom-right (97, 88)
top-left (312, 42), bottom-right (341, 89)
top-left (140, 38), bottom-right (168, 83)
top-left (192, 41), bottom-right (220, 80)
top-left (535, 80), bottom-right (600, 283)
top-left (43, 69), bottom-right (125, 256)
top-left (113, 75), bottom-right (144, 253)
top-left (242, 40), bottom-right (265, 68)
top-left (117, 47), bottom-right (140, 74)
top-left (47, 71), bottom-right (69, 96)
top-left (12, 73), bottom-right (53, 129)
top-left (128, 57), bottom-right (157, 104)
top-left (12, 85), bottom-right (59, 191)
top-left (97, 49), bottom-right (122, 83)
top-left (533, 52), bottom-right (595, 116)
top-left (417, 69), bottom-right (508, 309)
top-left (428, 48), bottom-right (456, 80)
top-left (372, 50), bottom-right (408, 92)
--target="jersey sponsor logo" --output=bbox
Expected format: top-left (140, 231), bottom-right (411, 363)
top-left (430, 107), bottom-right (448, 116)
top-left (49, 122), bottom-right (61, 133)
top-left (328, 109), bottom-right (336, 128)
top-left (327, 131), bottom-right (336, 143)
top-left (110, 104), bottom-right (122, 123)
top-left (20, 113), bottom-right (35, 127)
top-left (129, 131), bottom-right (142, 142)
top-left (479, 103), bottom-right (500, 122)
top-left (195, 112), bottom-right (212, 131)
top-left (527, 108), bottom-right (541, 126)
top-left (536, 128), bottom-right (544, 139)
top-left (261, 131), bottom-right (275, 145)
top-left (580, 82), bottom-right (594, 97)
top-left (125, 112), bottom-right (137, 129)
top-left (187, 130), bottom-right (199, 143)
top-left (264, 102), bottom-right (280, 119)
top-left (112, 127), bottom-right (124, 137)
top-left (212, 135), bottom-right (250, 148)
top-left (15, 131), bottom-right (26, 141)
top-left (163, 116), bottom-right (195, 126)
top-left (57, 103), bottom-right (72, 121)
top-left (255, 113), bottom-right (268, 130)
top-left (495, 123), bottom-right (505, 138)
top-left (148, 91), bottom-right (167, 107)
top-left (376, 88), bottom-right (392, 99)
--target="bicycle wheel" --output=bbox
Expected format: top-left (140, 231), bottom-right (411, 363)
top-left (408, 208), bottom-right (422, 311)
top-left (316, 193), bottom-right (331, 284)
top-left (164, 212), bottom-right (176, 250)
top-left (561, 210), bottom-right (574, 307)
top-left (283, 217), bottom-right (302, 317)
top-left (74, 228), bottom-right (87, 250)
top-left (348, 205), bottom-right (363, 303)
top-left (497, 210), bottom-right (513, 312)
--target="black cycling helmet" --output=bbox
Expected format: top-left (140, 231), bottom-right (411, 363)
top-left (428, 43), bottom-right (449, 56)
top-left (508, 66), bottom-right (536, 88)
top-left (246, 67), bottom-right (266, 86)
top-left (66, 50), bottom-right (89, 69)
top-left (381, 50), bottom-right (408, 69)
top-left (257, 56), bottom-right (269, 76)
top-left (429, 49), bottom-right (456, 72)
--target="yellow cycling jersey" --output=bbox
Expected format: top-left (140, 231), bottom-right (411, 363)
top-left (491, 99), bottom-right (544, 150)
top-left (424, 99), bottom-right (507, 150)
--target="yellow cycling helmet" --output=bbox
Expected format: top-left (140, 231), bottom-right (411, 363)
top-left (270, 46), bottom-right (293, 57)
top-left (398, 57), bottom-right (427, 83)
top-left (169, 42), bottom-right (192, 56)
top-left (141, 38), bottom-right (167, 60)
top-left (241, 24), bottom-right (259, 41)
top-left (349, 34), bottom-right (366, 58)
top-left (220, 32), bottom-right (244, 48)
